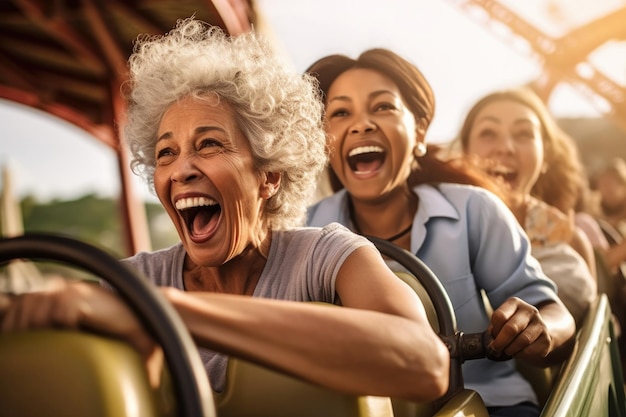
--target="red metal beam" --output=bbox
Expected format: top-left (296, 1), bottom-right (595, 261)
top-left (0, 85), bottom-right (116, 149)
top-left (444, 0), bottom-right (626, 133)
top-left (15, 0), bottom-right (106, 73)
top-left (111, 79), bottom-right (152, 255)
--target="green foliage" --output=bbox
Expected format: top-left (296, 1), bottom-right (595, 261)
top-left (17, 193), bottom-right (178, 259)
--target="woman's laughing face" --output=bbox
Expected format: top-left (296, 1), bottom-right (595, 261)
top-left (153, 95), bottom-right (273, 266)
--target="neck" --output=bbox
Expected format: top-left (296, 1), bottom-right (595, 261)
top-left (348, 189), bottom-right (417, 243)
top-left (508, 192), bottom-right (532, 226)
top-left (183, 236), bottom-right (270, 295)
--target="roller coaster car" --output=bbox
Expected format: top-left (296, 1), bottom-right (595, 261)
top-left (0, 234), bottom-right (624, 417)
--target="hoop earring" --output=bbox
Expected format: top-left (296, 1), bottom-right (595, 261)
top-left (414, 142), bottom-right (427, 157)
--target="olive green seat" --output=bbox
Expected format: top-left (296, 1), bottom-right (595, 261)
top-left (0, 330), bottom-right (168, 417)
top-left (215, 356), bottom-right (491, 417)
top-left (215, 358), bottom-right (394, 417)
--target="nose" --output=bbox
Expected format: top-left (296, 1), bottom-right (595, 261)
top-left (492, 134), bottom-right (515, 155)
top-left (349, 111), bottom-right (377, 135)
top-left (170, 153), bottom-right (202, 183)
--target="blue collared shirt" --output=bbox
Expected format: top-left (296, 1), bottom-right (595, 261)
top-left (307, 182), bottom-right (558, 407)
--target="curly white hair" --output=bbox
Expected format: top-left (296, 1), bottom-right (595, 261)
top-left (123, 18), bottom-right (327, 229)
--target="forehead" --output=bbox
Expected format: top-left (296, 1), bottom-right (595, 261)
top-left (159, 95), bottom-right (236, 129)
top-left (328, 68), bottom-right (400, 98)
top-left (475, 99), bottom-right (539, 125)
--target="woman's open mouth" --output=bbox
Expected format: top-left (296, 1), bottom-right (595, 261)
top-left (175, 196), bottom-right (221, 239)
top-left (487, 166), bottom-right (518, 184)
top-left (347, 145), bottom-right (386, 176)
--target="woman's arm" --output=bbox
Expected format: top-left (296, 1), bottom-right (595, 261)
top-left (0, 247), bottom-right (449, 403)
top-left (164, 245), bottom-right (449, 402)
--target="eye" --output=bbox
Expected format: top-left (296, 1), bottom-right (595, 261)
top-left (199, 138), bottom-right (221, 149)
top-left (513, 129), bottom-right (536, 142)
top-left (197, 138), bottom-right (224, 156)
top-left (328, 107), bottom-right (349, 118)
top-left (477, 128), bottom-right (498, 140)
top-left (373, 102), bottom-right (396, 112)
top-left (156, 147), bottom-right (175, 160)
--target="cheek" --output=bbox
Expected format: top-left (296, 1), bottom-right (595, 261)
top-left (327, 153), bottom-right (343, 176)
top-left (152, 169), bottom-right (169, 198)
top-left (220, 162), bottom-right (264, 202)
top-left (391, 141), bottom-right (414, 167)
top-left (521, 143), bottom-right (543, 169)
top-left (466, 140), bottom-right (492, 158)
top-left (535, 143), bottom-right (545, 162)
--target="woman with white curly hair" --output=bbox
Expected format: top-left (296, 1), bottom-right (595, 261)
top-left (0, 18), bottom-right (449, 402)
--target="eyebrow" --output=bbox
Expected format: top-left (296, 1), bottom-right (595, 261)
top-left (476, 115), bottom-right (499, 124)
top-left (156, 125), bottom-right (226, 142)
top-left (328, 89), bottom-right (398, 104)
top-left (476, 115), bottom-right (536, 127)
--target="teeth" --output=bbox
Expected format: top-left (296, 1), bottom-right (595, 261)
top-left (486, 162), bottom-right (515, 175)
top-left (175, 197), bottom-right (217, 211)
top-left (491, 168), bottom-right (515, 175)
top-left (348, 146), bottom-right (384, 157)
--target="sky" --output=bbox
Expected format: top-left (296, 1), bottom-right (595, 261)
top-left (1, 0), bottom-right (625, 202)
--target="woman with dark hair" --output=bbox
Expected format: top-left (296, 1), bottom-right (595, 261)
top-left (306, 49), bottom-right (575, 417)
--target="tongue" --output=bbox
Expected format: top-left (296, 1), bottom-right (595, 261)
top-left (192, 209), bottom-right (218, 237)
top-left (355, 159), bottom-right (383, 173)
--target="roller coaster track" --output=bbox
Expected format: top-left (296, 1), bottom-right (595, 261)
top-left (444, 0), bottom-right (626, 132)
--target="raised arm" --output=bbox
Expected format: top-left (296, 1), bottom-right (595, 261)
top-left (163, 245), bottom-right (449, 402)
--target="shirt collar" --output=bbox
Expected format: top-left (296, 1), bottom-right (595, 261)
top-left (411, 184), bottom-right (461, 252)
top-left (414, 184), bottom-right (461, 222)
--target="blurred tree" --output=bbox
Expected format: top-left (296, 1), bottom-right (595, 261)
top-left (19, 194), bottom-right (178, 259)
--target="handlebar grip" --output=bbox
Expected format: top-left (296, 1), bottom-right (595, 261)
top-left (441, 330), bottom-right (512, 362)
